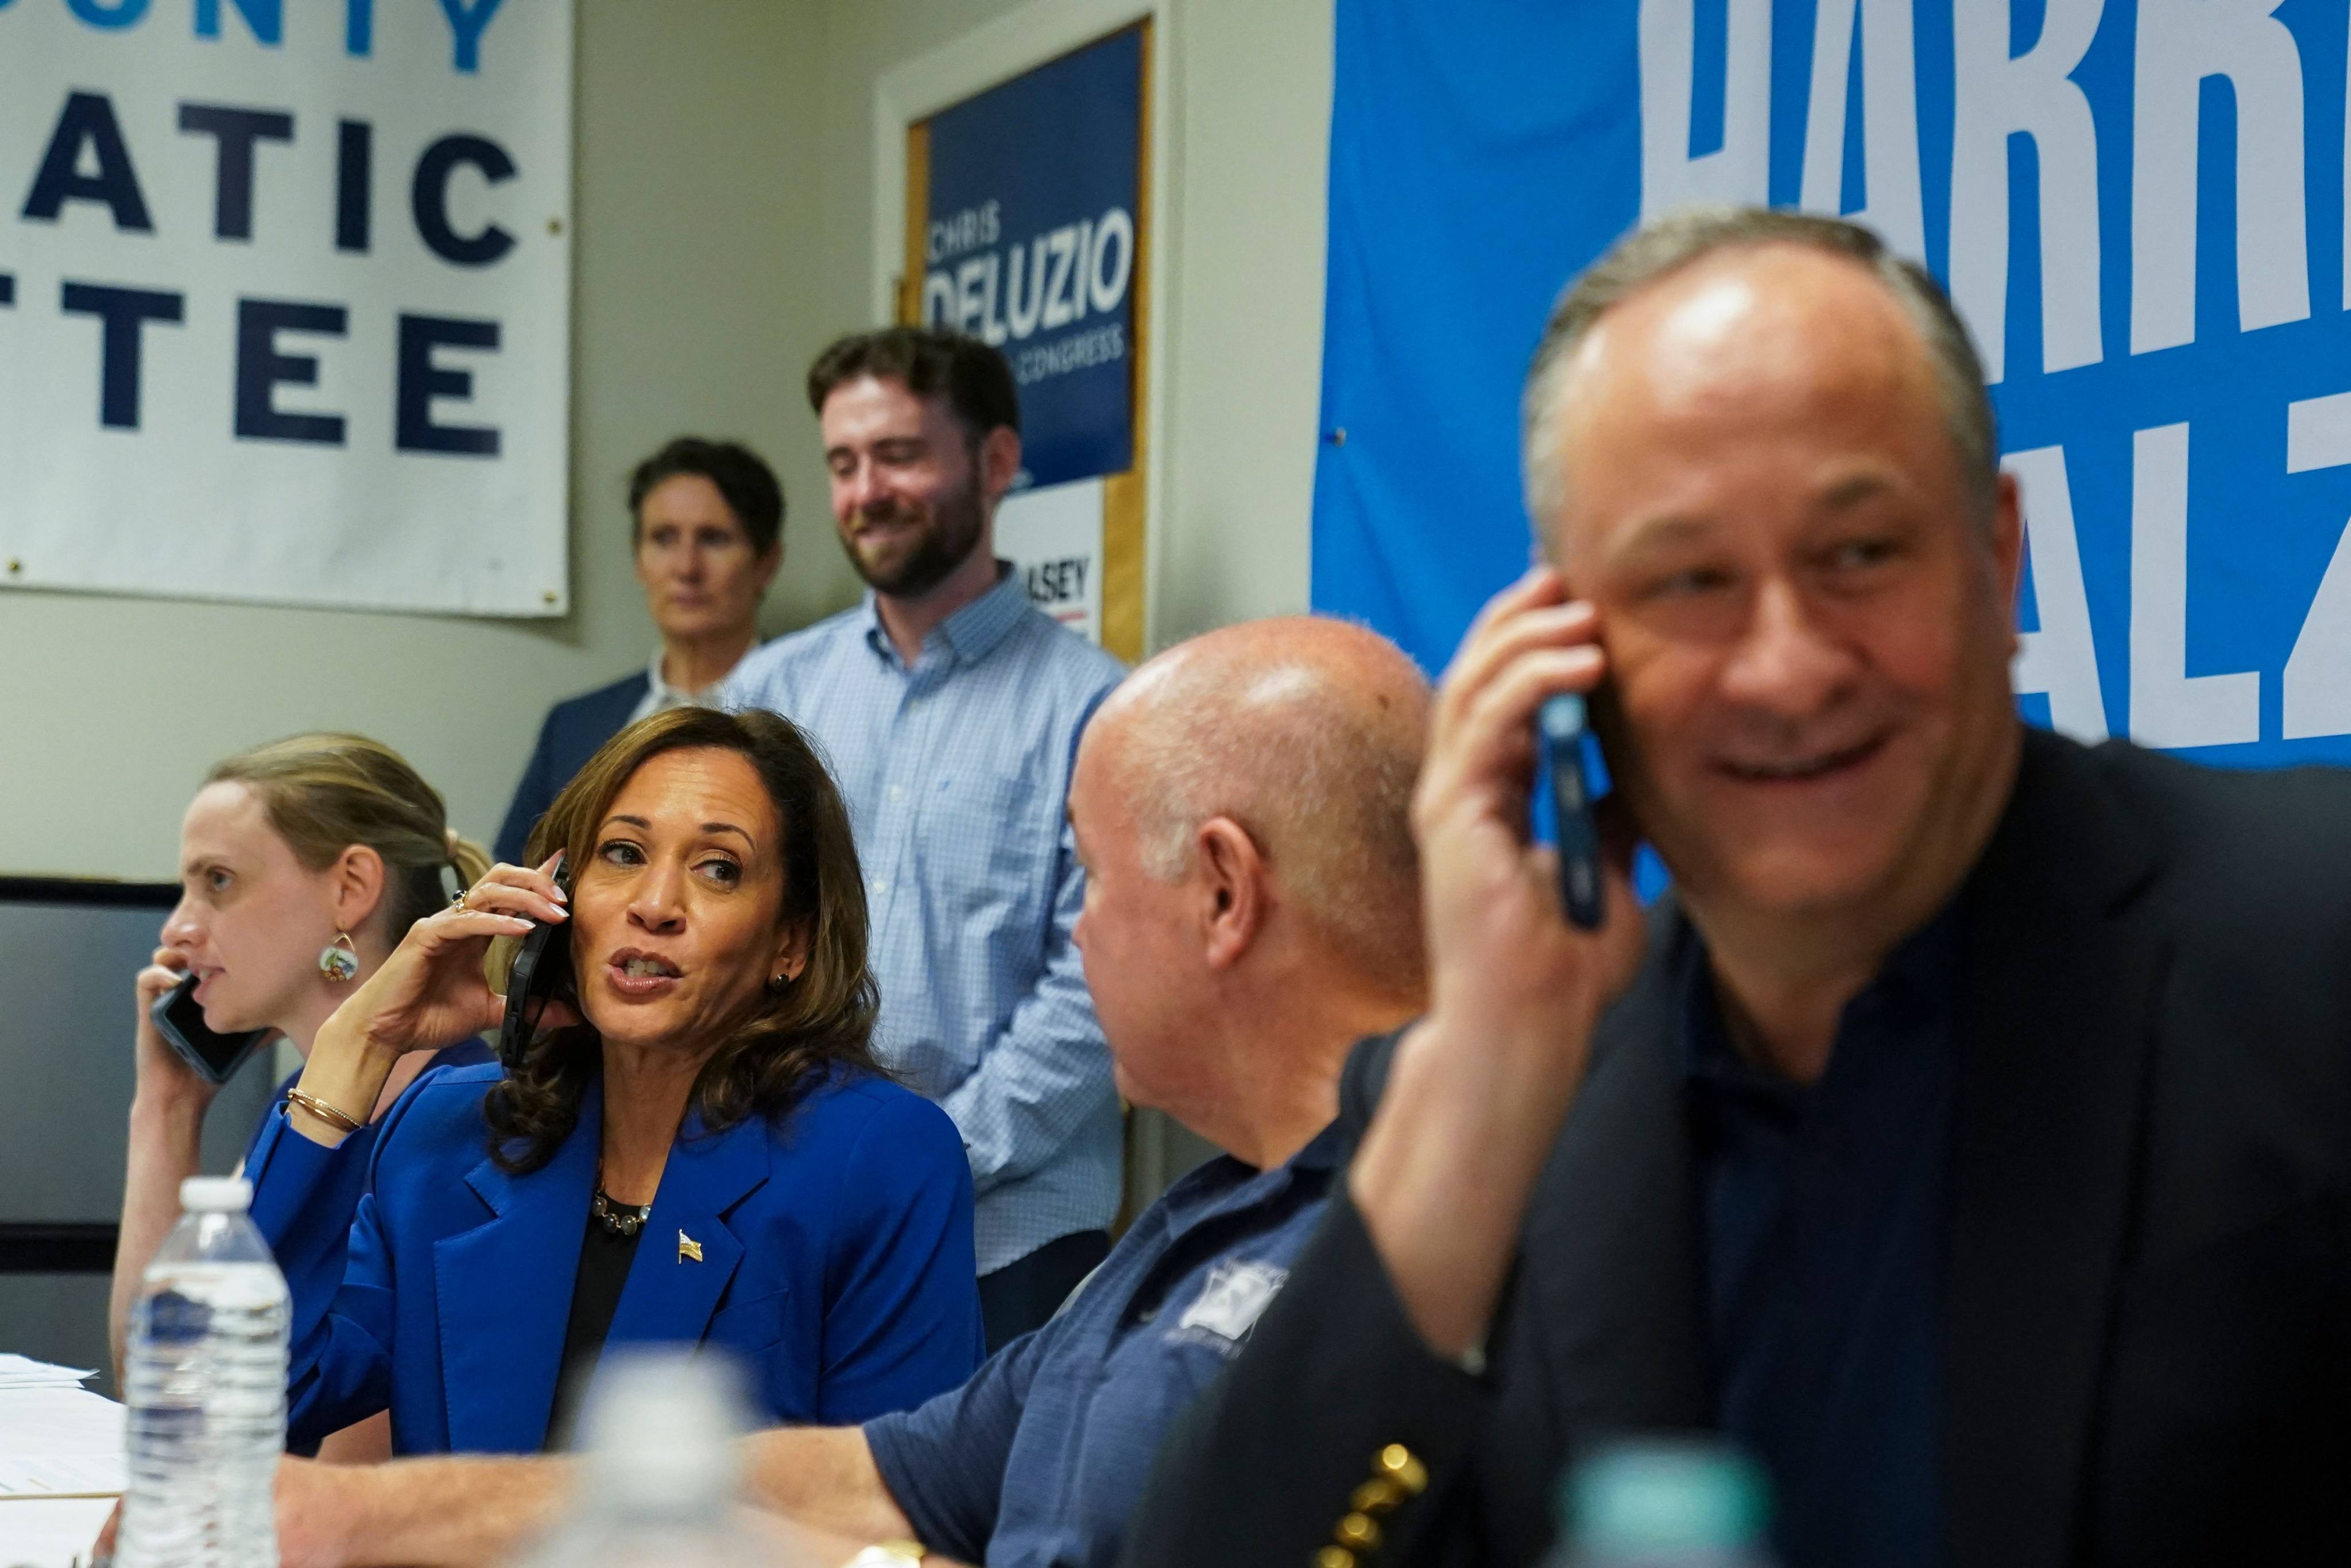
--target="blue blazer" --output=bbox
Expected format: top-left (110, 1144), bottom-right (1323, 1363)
top-left (244, 1061), bottom-right (985, 1455)
top-left (238, 1039), bottom-right (492, 1456)
top-left (495, 672), bottom-right (649, 864)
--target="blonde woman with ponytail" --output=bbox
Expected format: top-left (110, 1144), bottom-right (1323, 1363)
top-left (110, 735), bottom-right (497, 1462)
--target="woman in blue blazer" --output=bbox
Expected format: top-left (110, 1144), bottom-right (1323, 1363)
top-left (244, 705), bottom-right (984, 1454)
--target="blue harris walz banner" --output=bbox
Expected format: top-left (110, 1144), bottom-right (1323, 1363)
top-left (923, 26), bottom-right (1141, 489)
top-left (1312, 0), bottom-right (2351, 769)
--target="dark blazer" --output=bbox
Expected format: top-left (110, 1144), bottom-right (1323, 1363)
top-left (495, 672), bottom-right (650, 864)
top-left (245, 1062), bottom-right (985, 1455)
top-left (1121, 729), bottom-right (2351, 1568)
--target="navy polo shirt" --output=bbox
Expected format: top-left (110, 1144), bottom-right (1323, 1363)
top-left (863, 1122), bottom-right (1343, 1568)
top-left (1682, 909), bottom-right (1961, 1568)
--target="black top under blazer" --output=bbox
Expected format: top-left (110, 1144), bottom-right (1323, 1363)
top-left (1120, 727), bottom-right (2351, 1568)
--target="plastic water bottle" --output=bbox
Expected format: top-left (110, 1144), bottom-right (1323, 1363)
top-left (1544, 1439), bottom-right (1775, 1566)
top-left (509, 1350), bottom-right (805, 1568)
top-left (118, 1175), bottom-right (291, 1568)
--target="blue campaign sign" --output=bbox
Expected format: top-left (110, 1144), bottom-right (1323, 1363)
top-left (1312, 0), bottom-right (2351, 768)
top-left (924, 26), bottom-right (1141, 489)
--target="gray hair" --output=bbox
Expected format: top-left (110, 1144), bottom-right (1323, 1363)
top-left (1520, 206), bottom-right (2000, 531)
top-left (1114, 622), bottom-right (1428, 993)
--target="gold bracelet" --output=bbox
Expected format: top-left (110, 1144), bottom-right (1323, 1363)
top-left (284, 1088), bottom-right (363, 1134)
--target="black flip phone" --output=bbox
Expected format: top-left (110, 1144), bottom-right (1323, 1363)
top-left (498, 858), bottom-right (575, 1071)
top-left (1539, 692), bottom-right (1605, 930)
top-left (150, 975), bottom-right (270, 1084)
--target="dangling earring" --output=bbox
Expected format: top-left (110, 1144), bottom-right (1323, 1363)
top-left (319, 932), bottom-right (360, 983)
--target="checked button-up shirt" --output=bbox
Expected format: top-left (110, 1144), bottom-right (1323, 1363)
top-left (722, 565), bottom-right (1126, 1274)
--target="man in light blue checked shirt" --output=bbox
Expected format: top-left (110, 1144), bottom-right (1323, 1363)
top-left (725, 327), bottom-right (1125, 1348)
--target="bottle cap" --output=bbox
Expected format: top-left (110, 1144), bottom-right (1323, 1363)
top-left (180, 1176), bottom-right (254, 1212)
top-left (1560, 1439), bottom-right (1769, 1554)
top-left (575, 1348), bottom-right (747, 1509)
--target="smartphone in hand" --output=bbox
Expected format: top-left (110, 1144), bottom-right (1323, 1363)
top-left (1539, 692), bottom-right (1605, 930)
top-left (150, 975), bottom-right (271, 1084)
top-left (498, 857), bottom-right (576, 1071)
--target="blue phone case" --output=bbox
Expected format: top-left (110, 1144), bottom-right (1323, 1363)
top-left (1539, 692), bottom-right (1605, 930)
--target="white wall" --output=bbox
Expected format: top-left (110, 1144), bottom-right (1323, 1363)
top-left (1147, 0), bottom-right (1333, 644)
top-left (0, 0), bottom-right (847, 881)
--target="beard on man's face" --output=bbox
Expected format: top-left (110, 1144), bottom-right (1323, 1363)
top-left (839, 469), bottom-right (989, 598)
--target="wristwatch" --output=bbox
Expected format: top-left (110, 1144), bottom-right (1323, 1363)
top-left (843, 1542), bottom-right (925, 1566)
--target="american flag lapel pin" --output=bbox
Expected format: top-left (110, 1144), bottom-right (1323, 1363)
top-left (678, 1229), bottom-right (703, 1264)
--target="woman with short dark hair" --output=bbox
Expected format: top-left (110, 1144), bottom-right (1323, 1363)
top-left (494, 436), bottom-right (787, 865)
top-left (247, 706), bottom-right (983, 1453)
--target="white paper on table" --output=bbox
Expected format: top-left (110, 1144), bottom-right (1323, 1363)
top-left (0, 1387), bottom-right (127, 1462)
top-left (0, 1494), bottom-right (116, 1568)
top-left (0, 1356), bottom-right (93, 1389)
top-left (0, 1454), bottom-right (124, 1499)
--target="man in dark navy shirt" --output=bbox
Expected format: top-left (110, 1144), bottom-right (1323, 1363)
top-left (266, 615), bottom-right (1434, 1568)
top-left (859, 1122), bottom-right (1347, 1567)
top-left (1683, 909), bottom-right (1958, 1567)
top-left (1124, 209), bottom-right (2351, 1568)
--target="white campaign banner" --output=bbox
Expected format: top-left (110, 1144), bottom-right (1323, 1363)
top-left (996, 476), bottom-right (1102, 643)
top-left (0, 0), bottom-right (573, 616)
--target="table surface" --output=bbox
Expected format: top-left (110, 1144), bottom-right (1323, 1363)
top-left (0, 1381), bottom-right (905, 1568)
top-left (1, 1383), bottom-right (121, 1568)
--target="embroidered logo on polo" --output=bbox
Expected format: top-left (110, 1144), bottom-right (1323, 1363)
top-left (1164, 1259), bottom-right (1289, 1356)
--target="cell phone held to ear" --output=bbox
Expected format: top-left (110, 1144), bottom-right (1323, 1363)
top-left (1539, 691), bottom-right (1606, 931)
top-left (499, 857), bottom-right (576, 1072)
top-left (150, 975), bottom-right (271, 1085)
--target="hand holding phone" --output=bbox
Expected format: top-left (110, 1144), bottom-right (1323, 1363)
top-left (1408, 564), bottom-right (1643, 1026)
top-left (292, 858), bottom-right (557, 1087)
top-left (1344, 564), bottom-right (1649, 1361)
